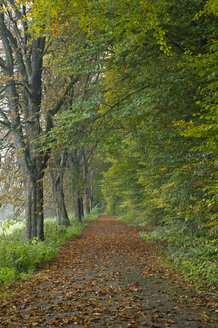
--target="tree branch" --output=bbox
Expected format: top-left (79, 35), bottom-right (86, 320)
top-left (46, 77), bottom-right (79, 132)
top-left (0, 57), bottom-right (7, 72)
top-left (0, 13), bottom-right (14, 74)
top-left (4, 16), bottom-right (27, 76)
top-left (93, 83), bottom-right (151, 123)
top-left (6, 0), bottom-right (23, 20)
top-left (0, 106), bottom-right (10, 125)
top-left (0, 119), bottom-right (10, 128)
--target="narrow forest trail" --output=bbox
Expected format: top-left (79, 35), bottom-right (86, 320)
top-left (0, 216), bottom-right (217, 327)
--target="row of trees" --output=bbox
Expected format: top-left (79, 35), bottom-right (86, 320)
top-left (0, 0), bottom-right (217, 240)
top-left (98, 0), bottom-right (217, 236)
top-left (0, 1), bottom-right (96, 240)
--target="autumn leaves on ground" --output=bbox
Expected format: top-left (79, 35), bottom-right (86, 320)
top-left (0, 216), bottom-right (217, 327)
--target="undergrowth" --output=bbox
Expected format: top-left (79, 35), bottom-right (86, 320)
top-left (118, 211), bottom-right (147, 226)
top-left (0, 211), bottom-right (99, 289)
top-left (139, 223), bottom-right (217, 293)
top-left (119, 213), bottom-right (217, 293)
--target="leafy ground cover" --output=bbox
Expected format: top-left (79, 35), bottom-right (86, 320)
top-left (140, 227), bottom-right (217, 293)
top-left (0, 212), bottom-right (98, 288)
top-left (118, 213), bottom-right (217, 293)
top-left (0, 216), bottom-right (217, 327)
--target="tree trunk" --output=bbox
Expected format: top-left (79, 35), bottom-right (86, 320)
top-left (82, 148), bottom-right (93, 215)
top-left (77, 197), bottom-right (84, 222)
top-left (24, 168), bottom-right (44, 241)
top-left (52, 174), bottom-right (70, 226)
top-left (49, 151), bottom-right (70, 227)
top-left (73, 195), bottom-right (84, 222)
top-left (83, 188), bottom-right (91, 215)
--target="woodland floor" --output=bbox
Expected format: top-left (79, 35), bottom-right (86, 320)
top-left (0, 215), bottom-right (217, 328)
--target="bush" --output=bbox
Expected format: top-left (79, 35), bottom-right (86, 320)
top-left (0, 267), bottom-right (19, 285)
top-left (0, 216), bottom-right (89, 287)
top-left (44, 219), bottom-right (84, 246)
top-left (0, 239), bottom-right (58, 273)
top-left (83, 209), bottom-right (101, 222)
top-left (118, 211), bottom-right (147, 225)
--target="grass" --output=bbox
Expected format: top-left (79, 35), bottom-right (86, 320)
top-left (139, 223), bottom-right (217, 293)
top-left (118, 213), bottom-right (217, 293)
top-left (0, 219), bottom-right (25, 236)
top-left (0, 210), bottom-right (99, 290)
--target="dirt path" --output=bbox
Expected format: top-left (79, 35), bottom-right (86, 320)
top-left (0, 216), bottom-right (217, 327)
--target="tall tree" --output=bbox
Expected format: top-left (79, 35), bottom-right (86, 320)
top-left (0, 1), bottom-right (46, 240)
top-left (0, 1), bottom-right (78, 239)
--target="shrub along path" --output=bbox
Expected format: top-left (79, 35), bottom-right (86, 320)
top-left (0, 216), bottom-right (217, 327)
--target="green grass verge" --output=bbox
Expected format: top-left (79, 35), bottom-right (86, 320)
top-left (139, 224), bottom-right (217, 293)
top-left (0, 211), bottom-right (100, 289)
top-left (118, 213), bottom-right (217, 293)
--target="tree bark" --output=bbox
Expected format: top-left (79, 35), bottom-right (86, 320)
top-left (53, 175), bottom-right (70, 226)
top-left (24, 170), bottom-right (44, 240)
top-left (49, 151), bottom-right (70, 226)
top-left (82, 148), bottom-right (94, 215)
top-left (83, 191), bottom-right (91, 215)
top-left (69, 147), bottom-right (95, 220)
top-left (77, 196), bottom-right (84, 222)
top-left (72, 195), bottom-right (84, 222)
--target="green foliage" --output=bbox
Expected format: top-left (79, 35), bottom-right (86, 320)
top-left (98, 0), bottom-right (217, 241)
top-left (0, 217), bottom-right (86, 287)
top-left (83, 205), bottom-right (102, 221)
top-left (24, 0), bottom-right (217, 293)
top-left (140, 222), bottom-right (217, 291)
top-left (0, 292), bottom-right (15, 299)
top-left (44, 218), bottom-right (84, 247)
top-left (0, 267), bottom-right (20, 285)
top-left (0, 219), bottom-right (25, 237)
top-left (172, 2), bottom-right (218, 228)
top-left (0, 239), bottom-right (58, 275)
top-left (118, 212), bottom-right (147, 226)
